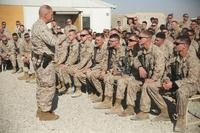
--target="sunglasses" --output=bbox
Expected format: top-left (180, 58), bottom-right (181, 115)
top-left (139, 36), bottom-right (149, 40)
top-left (174, 42), bottom-right (185, 46)
top-left (128, 39), bottom-right (138, 42)
top-left (80, 34), bottom-right (88, 37)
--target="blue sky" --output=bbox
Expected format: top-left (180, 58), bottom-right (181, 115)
top-left (104, 0), bottom-right (200, 19)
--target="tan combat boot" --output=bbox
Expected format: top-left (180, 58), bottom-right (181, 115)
top-left (58, 81), bottom-right (66, 93)
top-left (94, 96), bottom-right (112, 109)
top-left (26, 73), bottom-right (36, 83)
top-left (18, 72), bottom-right (29, 80)
top-left (174, 116), bottom-right (186, 132)
top-left (36, 107), bottom-right (42, 118)
top-left (153, 109), bottom-right (170, 121)
top-left (118, 105), bottom-right (135, 117)
top-left (106, 98), bottom-right (123, 115)
top-left (131, 111), bottom-right (149, 120)
top-left (11, 68), bottom-right (17, 74)
top-left (71, 87), bottom-right (82, 98)
top-left (91, 95), bottom-right (103, 103)
top-left (39, 111), bottom-right (59, 121)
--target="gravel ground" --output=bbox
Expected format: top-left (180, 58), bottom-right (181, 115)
top-left (0, 70), bottom-right (199, 133)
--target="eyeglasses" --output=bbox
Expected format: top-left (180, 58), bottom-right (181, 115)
top-left (24, 36), bottom-right (30, 38)
top-left (174, 42), bottom-right (184, 46)
top-left (139, 36), bottom-right (149, 40)
top-left (128, 39), bottom-right (138, 42)
top-left (80, 34), bottom-right (88, 37)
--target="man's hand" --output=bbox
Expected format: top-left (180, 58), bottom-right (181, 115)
top-left (139, 67), bottom-right (147, 78)
top-left (162, 80), bottom-right (173, 90)
top-left (99, 71), bottom-right (106, 80)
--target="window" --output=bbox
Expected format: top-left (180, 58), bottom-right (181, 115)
top-left (82, 16), bottom-right (90, 29)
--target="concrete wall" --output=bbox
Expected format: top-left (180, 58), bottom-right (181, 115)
top-left (76, 7), bottom-right (111, 32)
top-left (23, 6), bottom-right (39, 30)
top-left (23, 6), bottom-right (112, 33)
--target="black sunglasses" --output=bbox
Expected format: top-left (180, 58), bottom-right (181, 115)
top-left (80, 34), bottom-right (88, 37)
top-left (139, 36), bottom-right (149, 40)
top-left (128, 39), bottom-right (138, 42)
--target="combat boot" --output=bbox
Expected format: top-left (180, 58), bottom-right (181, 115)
top-left (39, 111), bottom-right (59, 121)
top-left (153, 109), bottom-right (170, 121)
top-left (71, 87), bottom-right (82, 98)
top-left (94, 96), bottom-right (112, 109)
top-left (174, 116), bottom-right (186, 132)
top-left (26, 73), bottom-right (36, 83)
top-left (91, 95), bottom-right (103, 103)
top-left (131, 111), bottom-right (149, 120)
top-left (11, 68), bottom-right (17, 74)
top-left (58, 81), bottom-right (66, 93)
top-left (36, 107), bottom-right (42, 117)
top-left (118, 105), bottom-right (135, 117)
top-left (18, 72), bottom-right (29, 80)
top-left (105, 98), bottom-right (123, 115)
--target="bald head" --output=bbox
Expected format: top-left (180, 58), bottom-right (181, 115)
top-left (39, 5), bottom-right (53, 23)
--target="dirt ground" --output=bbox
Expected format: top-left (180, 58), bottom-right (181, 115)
top-left (0, 70), bottom-right (199, 133)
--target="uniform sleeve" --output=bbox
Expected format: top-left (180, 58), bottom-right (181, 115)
top-left (151, 48), bottom-right (165, 81)
top-left (39, 26), bottom-right (66, 46)
top-left (175, 56), bottom-right (200, 87)
top-left (76, 44), bottom-right (93, 69)
top-left (66, 44), bottom-right (79, 65)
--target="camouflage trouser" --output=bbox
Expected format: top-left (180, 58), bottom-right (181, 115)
top-left (10, 54), bottom-right (17, 68)
top-left (61, 65), bottom-right (76, 86)
top-left (33, 60), bottom-right (56, 112)
top-left (176, 83), bottom-right (199, 117)
top-left (126, 79), bottom-right (142, 106)
top-left (74, 70), bottom-right (87, 88)
top-left (104, 73), bottom-right (121, 98)
top-left (87, 69), bottom-right (103, 94)
top-left (22, 57), bottom-right (35, 74)
top-left (17, 54), bottom-right (23, 69)
top-left (140, 81), bottom-right (163, 112)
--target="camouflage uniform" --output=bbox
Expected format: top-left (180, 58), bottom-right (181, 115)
top-left (20, 39), bottom-right (33, 74)
top-left (87, 42), bottom-right (108, 95)
top-left (61, 39), bottom-right (79, 86)
top-left (31, 19), bottom-right (66, 112)
top-left (72, 40), bottom-right (93, 89)
top-left (163, 53), bottom-right (200, 130)
top-left (189, 39), bottom-right (200, 59)
top-left (133, 44), bottom-right (165, 113)
top-left (104, 45), bottom-right (125, 98)
top-left (0, 40), bottom-right (13, 67)
top-left (116, 44), bottom-right (142, 106)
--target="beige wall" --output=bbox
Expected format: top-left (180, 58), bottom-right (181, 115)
top-left (0, 5), bottom-right (24, 32)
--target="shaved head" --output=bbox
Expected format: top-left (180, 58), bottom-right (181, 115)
top-left (39, 5), bottom-right (53, 23)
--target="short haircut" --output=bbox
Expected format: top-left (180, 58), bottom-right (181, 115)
top-left (12, 33), bottom-right (18, 36)
top-left (95, 33), bottom-right (104, 39)
top-left (176, 35), bottom-right (191, 46)
top-left (142, 30), bottom-right (153, 37)
top-left (39, 5), bottom-right (52, 16)
top-left (24, 33), bottom-right (30, 36)
top-left (156, 32), bottom-right (166, 39)
top-left (109, 33), bottom-right (120, 40)
top-left (142, 21), bottom-right (147, 25)
top-left (68, 29), bottom-right (76, 33)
